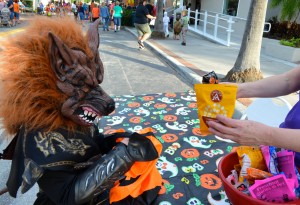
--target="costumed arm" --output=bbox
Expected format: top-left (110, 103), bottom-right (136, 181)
top-left (92, 126), bottom-right (132, 155)
top-left (37, 133), bottom-right (158, 205)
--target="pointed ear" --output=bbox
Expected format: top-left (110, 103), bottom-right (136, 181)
top-left (86, 19), bottom-right (100, 55)
top-left (48, 32), bottom-right (74, 82)
top-left (86, 19), bottom-right (104, 84)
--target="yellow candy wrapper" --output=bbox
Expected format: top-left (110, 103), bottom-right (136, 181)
top-left (194, 84), bottom-right (237, 136)
top-left (237, 146), bottom-right (268, 182)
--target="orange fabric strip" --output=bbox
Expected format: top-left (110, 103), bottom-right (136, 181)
top-left (109, 128), bottom-right (163, 203)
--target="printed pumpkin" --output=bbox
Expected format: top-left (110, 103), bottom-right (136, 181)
top-left (192, 128), bottom-right (202, 136)
top-left (129, 117), bottom-right (142, 124)
top-left (200, 174), bottom-right (222, 190)
top-left (163, 115), bottom-right (177, 122)
top-left (154, 103), bottom-right (167, 109)
top-left (181, 148), bottom-right (200, 159)
top-left (161, 133), bottom-right (178, 143)
top-left (128, 102), bottom-right (141, 108)
top-left (142, 96), bottom-right (154, 101)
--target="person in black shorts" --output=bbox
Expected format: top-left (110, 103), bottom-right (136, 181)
top-left (134, 0), bottom-right (156, 50)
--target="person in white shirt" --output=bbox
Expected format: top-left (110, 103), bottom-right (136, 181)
top-left (163, 11), bottom-right (170, 37)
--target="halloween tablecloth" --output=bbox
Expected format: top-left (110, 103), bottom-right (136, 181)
top-left (98, 90), bottom-right (238, 205)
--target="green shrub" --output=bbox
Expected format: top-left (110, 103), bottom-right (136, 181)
top-left (264, 16), bottom-right (300, 40)
top-left (280, 38), bottom-right (300, 48)
top-left (122, 9), bottom-right (134, 27)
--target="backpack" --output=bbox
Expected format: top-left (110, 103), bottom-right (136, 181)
top-left (174, 21), bottom-right (182, 35)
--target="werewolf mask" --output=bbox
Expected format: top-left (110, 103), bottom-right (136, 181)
top-left (0, 17), bottom-right (115, 135)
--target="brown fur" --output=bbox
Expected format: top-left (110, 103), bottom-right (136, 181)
top-left (0, 17), bottom-right (94, 135)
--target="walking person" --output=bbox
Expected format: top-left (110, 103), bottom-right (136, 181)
top-left (134, 0), bottom-right (156, 50)
top-left (71, 1), bottom-right (78, 21)
top-left (109, 1), bottom-right (115, 30)
top-left (82, 3), bottom-right (88, 20)
top-left (163, 11), bottom-right (169, 37)
top-left (13, 0), bottom-right (20, 25)
top-left (78, 2), bottom-right (85, 24)
top-left (112, 1), bottom-right (122, 32)
top-left (92, 4), bottom-right (100, 22)
top-left (100, 2), bottom-right (110, 31)
top-left (6, 0), bottom-right (15, 27)
top-left (180, 9), bottom-right (189, 46)
top-left (0, 0), bottom-right (5, 14)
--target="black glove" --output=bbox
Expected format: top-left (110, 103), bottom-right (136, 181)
top-left (127, 132), bottom-right (158, 161)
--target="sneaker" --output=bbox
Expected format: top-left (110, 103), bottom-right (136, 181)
top-left (181, 42), bottom-right (186, 46)
top-left (138, 46), bottom-right (145, 50)
top-left (138, 40), bottom-right (145, 48)
top-left (167, 34), bottom-right (169, 38)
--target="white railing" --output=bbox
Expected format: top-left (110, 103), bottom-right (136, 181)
top-left (187, 8), bottom-right (235, 46)
top-left (172, 8), bottom-right (270, 46)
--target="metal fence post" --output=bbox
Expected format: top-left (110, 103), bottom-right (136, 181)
top-left (226, 16), bottom-right (234, 46)
top-left (214, 13), bottom-right (219, 39)
top-left (195, 9), bottom-right (198, 30)
top-left (204, 11), bottom-right (207, 34)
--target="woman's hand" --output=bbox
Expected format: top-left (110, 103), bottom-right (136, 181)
top-left (207, 114), bottom-right (271, 146)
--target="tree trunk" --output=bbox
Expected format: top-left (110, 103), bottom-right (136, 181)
top-left (224, 0), bottom-right (268, 83)
top-left (151, 0), bottom-right (165, 38)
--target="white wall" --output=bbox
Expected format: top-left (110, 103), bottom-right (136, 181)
top-left (201, 0), bottom-right (223, 13)
top-left (236, 0), bottom-right (250, 19)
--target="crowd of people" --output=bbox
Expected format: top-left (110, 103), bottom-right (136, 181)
top-left (0, 0), bottom-right (26, 27)
top-left (35, 1), bottom-right (128, 32)
top-left (1, 0), bottom-right (189, 46)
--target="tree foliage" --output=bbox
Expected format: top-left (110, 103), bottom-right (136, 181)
top-left (271, 0), bottom-right (300, 23)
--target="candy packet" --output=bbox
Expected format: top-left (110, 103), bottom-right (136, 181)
top-left (194, 83), bottom-right (237, 136)
top-left (260, 145), bottom-right (279, 174)
top-left (202, 71), bottom-right (219, 84)
top-left (245, 167), bottom-right (273, 185)
top-left (277, 149), bottom-right (299, 188)
top-left (249, 174), bottom-right (296, 203)
top-left (226, 169), bottom-right (250, 194)
top-left (237, 146), bottom-right (268, 182)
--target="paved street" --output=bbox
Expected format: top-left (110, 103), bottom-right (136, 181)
top-left (99, 30), bottom-right (192, 95)
top-left (0, 15), bottom-right (192, 204)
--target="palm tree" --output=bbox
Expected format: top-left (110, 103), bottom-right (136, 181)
top-left (271, 0), bottom-right (300, 23)
top-left (151, 0), bottom-right (165, 38)
top-left (224, 0), bottom-right (268, 82)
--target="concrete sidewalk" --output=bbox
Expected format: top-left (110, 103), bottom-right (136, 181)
top-left (125, 26), bottom-right (299, 108)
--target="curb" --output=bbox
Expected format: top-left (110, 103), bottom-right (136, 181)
top-left (125, 27), bottom-right (247, 116)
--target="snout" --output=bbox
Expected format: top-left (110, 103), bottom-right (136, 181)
top-left (106, 101), bottom-right (115, 114)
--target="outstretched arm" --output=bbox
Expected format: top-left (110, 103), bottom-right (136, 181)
top-left (146, 14), bottom-right (156, 20)
top-left (237, 65), bottom-right (300, 99)
top-left (37, 134), bottom-right (158, 205)
top-left (207, 115), bottom-right (300, 152)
